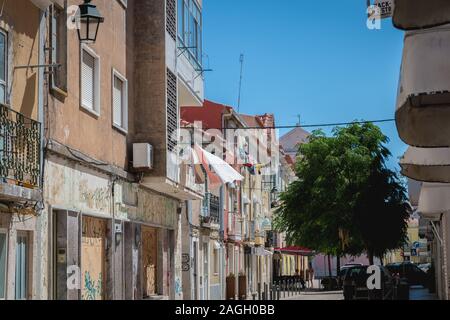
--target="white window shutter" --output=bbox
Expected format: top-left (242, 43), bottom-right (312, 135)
top-left (113, 76), bottom-right (123, 126)
top-left (81, 50), bottom-right (95, 110)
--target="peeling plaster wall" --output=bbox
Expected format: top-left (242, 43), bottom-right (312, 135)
top-left (44, 153), bottom-right (182, 299)
top-left (0, 210), bottom-right (48, 300)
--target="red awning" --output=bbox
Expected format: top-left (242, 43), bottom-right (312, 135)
top-left (274, 246), bottom-right (314, 256)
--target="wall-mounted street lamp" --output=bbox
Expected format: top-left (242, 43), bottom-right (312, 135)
top-left (77, 0), bottom-right (104, 44)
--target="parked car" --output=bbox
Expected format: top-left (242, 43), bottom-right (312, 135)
top-left (386, 262), bottom-right (428, 288)
top-left (338, 264), bottom-right (364, 289)
top-left (418, 263), bottom-right (431, 273)
top-left (343, 265), bottom-right (395, 300)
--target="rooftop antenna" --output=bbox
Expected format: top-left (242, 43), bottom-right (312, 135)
top-left (237, 53), bottom-right (244, 113)
top-left (296, 114), bottom-right (301, 126)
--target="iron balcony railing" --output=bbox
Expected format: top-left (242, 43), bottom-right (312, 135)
top-left (246, 220), bottom-right (255, 242)
top-left (209, 193), bottom-right (220, 224)
top-left (0, 104), bottom-right (41, 188)
top-left (201, 192), bottom-right (221, 226)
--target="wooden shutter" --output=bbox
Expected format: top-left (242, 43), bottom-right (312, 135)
top-left (81, 50), bottom-right (95, 110)
top-left (113, 75), bottom-right (123, 127)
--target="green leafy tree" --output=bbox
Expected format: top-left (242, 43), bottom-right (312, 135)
top-left (274, 123), bottom-right (410, 267)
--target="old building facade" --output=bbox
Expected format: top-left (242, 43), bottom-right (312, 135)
top-left (1, 0), bottom-right (293, 301)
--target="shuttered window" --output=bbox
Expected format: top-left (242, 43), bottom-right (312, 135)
top-left (166, 0), bottom-right (176, 40)
top-left (167, 69), bottom-right (178, 152)
top-left (81, 51), bottom-right (95, 109)
top-left (15, 233), bottom-right (28, 300)
top-left (50, 4), bottom-right (68, 93)
top-left (112, 70), bottom-right (128, 131)
top-left (80, 47), bottom-right (100, 115)
top-left (113, 76), bottom-right (123, 126)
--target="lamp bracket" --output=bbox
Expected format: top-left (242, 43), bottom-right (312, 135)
top-left (14, 63), bottom-right (61, 70)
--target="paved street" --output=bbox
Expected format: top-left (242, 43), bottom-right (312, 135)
top-left (282, 290), bottom-right (344, 300)
top-left (410, 286), bottom-right (437, 301)
top-left (280, 284), bottom-right (437, 301)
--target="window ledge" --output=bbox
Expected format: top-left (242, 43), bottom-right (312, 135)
top-left (113, 123), bottom-right (128, 135)
top-left (80, 104), bottom-right (100, 118)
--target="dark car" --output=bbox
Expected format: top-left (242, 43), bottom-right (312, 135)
top-left (338, 264), bottom-right (364, 289)
top-left (343, 265), bottom-right (395, 300)
top-left (386, 262), bottom-right (428, 288)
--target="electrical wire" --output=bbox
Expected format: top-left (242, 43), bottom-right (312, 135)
top-left (182, 118), bottom-right (396, 131)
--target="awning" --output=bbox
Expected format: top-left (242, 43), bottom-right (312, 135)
top-left (395, 25), bottom-right (450, 147)
top-left (400, 147), bottom-right (450, 183)
top-left (418, 183), bottom-right (450, 221)
top-left (255, 246), bottom-right (273, 257)
top-left (274, 246), bottom-right (314, 256)
top-left (392, 0), bottom-right (450, 31)
top-left (194, 144), bottom-right (244, 185)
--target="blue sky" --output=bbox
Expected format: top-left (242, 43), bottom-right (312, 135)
top-left (202, 0), bottom-right (407, 170)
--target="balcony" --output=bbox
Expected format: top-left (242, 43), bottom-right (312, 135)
top-left (255, 230), bottom-right (266, 247)
top-left (395, 25), bottom-right (450, 147)
top-left (228, 213), bottom-right (242, 242)
top-left (209, 194), bottom-right (220, 224)
top-left (392, 0), bottom-right (450, 31)
top-left (201, 193), bottom-right (220, 229)
top-left (0, 104), bottom-right (41, 202)
top-left (244, 220), bottom-right (255, 243)
top-left (181, 163), bottom-right (205, 198)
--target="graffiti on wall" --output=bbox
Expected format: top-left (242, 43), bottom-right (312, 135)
top-left (81, 216), bottom-right (106, 300)
top-left (182, 254), bottom-right (190, 272)
top-left (82, 271), bottom-right (103, 300)
top-left (79, 180), bottom-right (110, 212)
top-left (175, 277), bottom-right (182, 296)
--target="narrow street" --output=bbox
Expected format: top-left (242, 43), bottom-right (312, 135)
top-left (1, 0), bottom-right (448, 306)
top-left (282, 286), bottom-right (437, 301)
top-left (282, 290), bottom-right (344, 301)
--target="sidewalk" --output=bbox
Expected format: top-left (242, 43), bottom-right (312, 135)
top-left (281, 289), bottom-right (343, 301)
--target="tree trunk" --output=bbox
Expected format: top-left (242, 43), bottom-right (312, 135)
top-left (336, 256), bottom-right (341, 275)
top-left (327, 254), bottom-right (332, 290)
top-left (327, 254), bottom-right (332, 277)
top-left (368, 249), bottom-right (374, 265)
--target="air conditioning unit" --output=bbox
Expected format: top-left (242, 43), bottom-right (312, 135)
top-left (133, 143), bottom-right (153, 171)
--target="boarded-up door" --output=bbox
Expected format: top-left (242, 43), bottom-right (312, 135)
top-left (81, 216), bottom-right (106, 300)
top-left (142, 226), bottom-right (157, 297)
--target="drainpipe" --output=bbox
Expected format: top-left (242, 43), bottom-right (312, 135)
top-left (37, 7), bottom-right (46, 300)
top-left (111, 176), bottom-right (119, 300)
